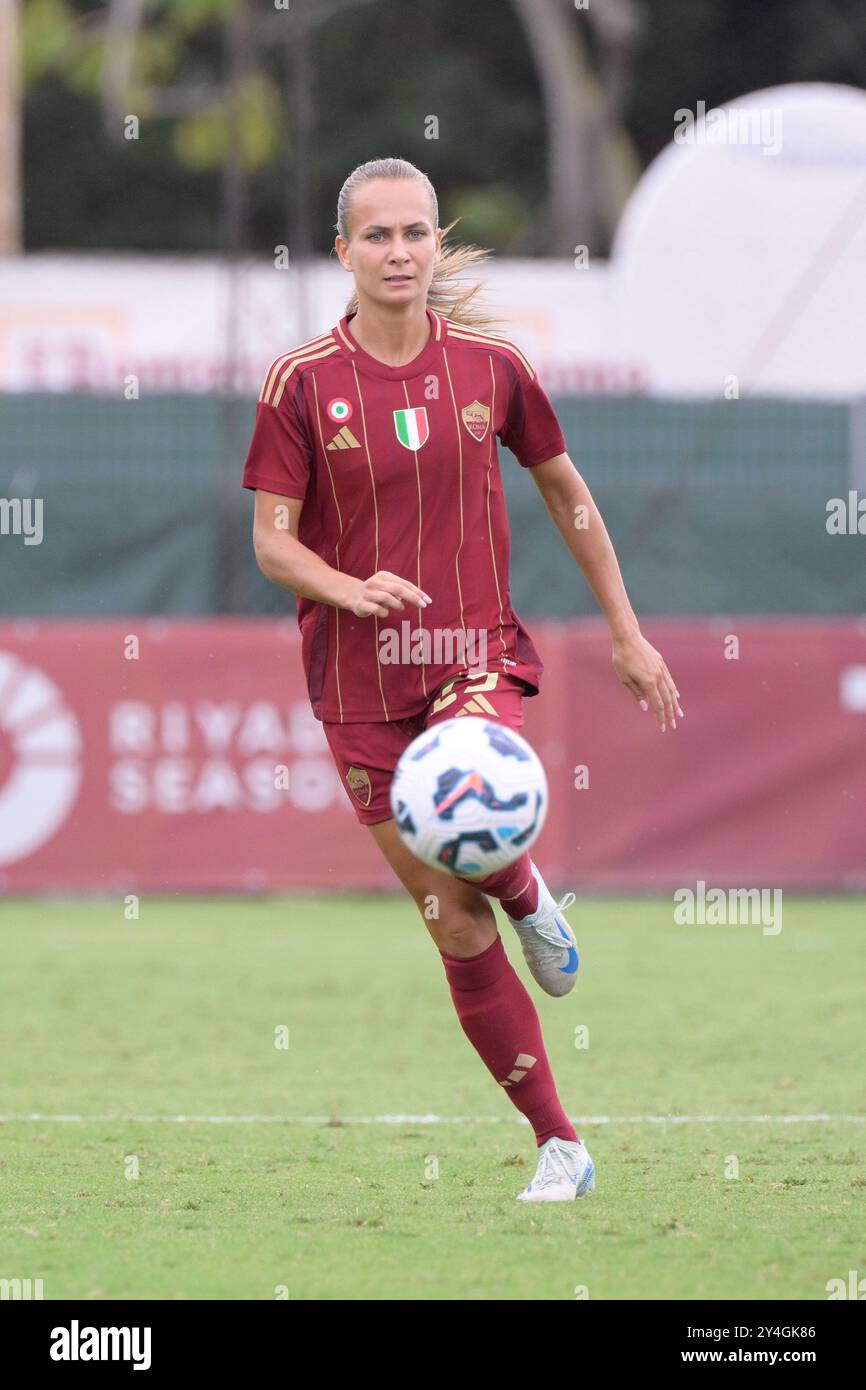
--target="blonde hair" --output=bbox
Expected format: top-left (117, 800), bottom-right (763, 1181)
top-left (335, 157), bottom-right (505, 333)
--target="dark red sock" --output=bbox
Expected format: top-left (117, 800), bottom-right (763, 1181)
top-left (470, 851), bottom-right (539, 919)
top-left (440, 934), bottom-right (578, 1146)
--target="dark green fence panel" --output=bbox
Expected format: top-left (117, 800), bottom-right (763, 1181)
top-left (0, 393), bottom-right (858, 618)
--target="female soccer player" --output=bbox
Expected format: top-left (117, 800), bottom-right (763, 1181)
top-left (242, 157), bottom-right (683, 1202)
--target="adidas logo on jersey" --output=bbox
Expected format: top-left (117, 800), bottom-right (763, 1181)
top-left (327, 425), bottom-right (361, 451)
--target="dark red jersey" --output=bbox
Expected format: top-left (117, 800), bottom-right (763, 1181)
top-left (242, 306), bottom-right (567, 722)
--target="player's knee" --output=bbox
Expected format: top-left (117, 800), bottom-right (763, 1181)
top-left (408, 875), bottom-right (477, 921)
top-left (420, 891), bottom-right (496, 954)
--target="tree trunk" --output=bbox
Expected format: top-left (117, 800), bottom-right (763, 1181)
top-left (0, 0), bottom-right (22, 254)
top-left (511, 0), bottom-right (644, 256)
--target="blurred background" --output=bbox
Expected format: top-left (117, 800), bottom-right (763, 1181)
top-left (0, 0), bottom-right (864, 894)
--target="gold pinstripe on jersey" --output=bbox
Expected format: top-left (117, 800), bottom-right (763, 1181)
top-left (482, 354), bottom-right (507, 663)
top-left (310, 371), bottom-right (346, 723)
top-left (441, 348), bottom-right (471, 681)
top-left (269, 343), bottom-right (341, 409)
top-left (351, 362), bottom-right (390, 720)
top-left (259, 331), bottom-right (336, 404)
top-left (399, 378), bottom-right (429, 703)
top-left (444, 321), bottom-right (536, 380)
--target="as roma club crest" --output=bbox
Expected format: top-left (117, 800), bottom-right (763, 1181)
top-left (346, 765), bottom-right (372, 807)
top-left (393, 407), bottom-right (430, 451)
top-left (461, 399), bottom-right (491, 442)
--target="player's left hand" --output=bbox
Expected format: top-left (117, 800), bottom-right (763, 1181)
top-left (611, 630), bottom-right (683, 732)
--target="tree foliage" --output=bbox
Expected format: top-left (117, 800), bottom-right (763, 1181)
top-left (20, 0), bottom-right (866, 253)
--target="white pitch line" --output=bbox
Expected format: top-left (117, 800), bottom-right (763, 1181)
top-left (0, 1113), bottom-right (863, 1125)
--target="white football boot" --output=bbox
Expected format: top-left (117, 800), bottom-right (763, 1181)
top-left (506, 861), bottom-right (579, 996)
top-left (516, 1136), bottom-right (596, 1203)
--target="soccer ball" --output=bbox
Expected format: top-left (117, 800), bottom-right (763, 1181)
top-left (389, 717), bottom-right (548, 880)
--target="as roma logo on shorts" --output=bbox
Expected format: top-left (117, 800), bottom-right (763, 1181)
top-left (393, 407), bottom-right (429, 450)
top-left (461, 400), bottom-right (491, 442)
top-left (346, 765), bottom-right (372, 807)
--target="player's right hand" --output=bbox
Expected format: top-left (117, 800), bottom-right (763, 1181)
top-left (349, 571), bottom-right (432, 619)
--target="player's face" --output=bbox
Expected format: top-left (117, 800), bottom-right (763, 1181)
top-left (336, 179), bottom-right (442, 309)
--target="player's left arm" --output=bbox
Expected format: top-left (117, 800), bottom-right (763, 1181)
top-left (529, 451), bottom-right (683, 733)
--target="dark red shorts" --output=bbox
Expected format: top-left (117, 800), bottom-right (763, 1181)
top-left (323, 670), bottom-right (529, 825)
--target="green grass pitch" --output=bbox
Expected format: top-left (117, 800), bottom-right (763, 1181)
top-left (1, 895), bottom-right (863, 1300)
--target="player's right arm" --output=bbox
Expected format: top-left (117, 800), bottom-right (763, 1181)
top-left (251, 489), bottom-right (431, 619)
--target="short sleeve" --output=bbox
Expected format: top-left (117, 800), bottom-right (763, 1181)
top-left (498, 359), bottom-right (567, 469)
top-left (242, 372), bottom-right (313, 499)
